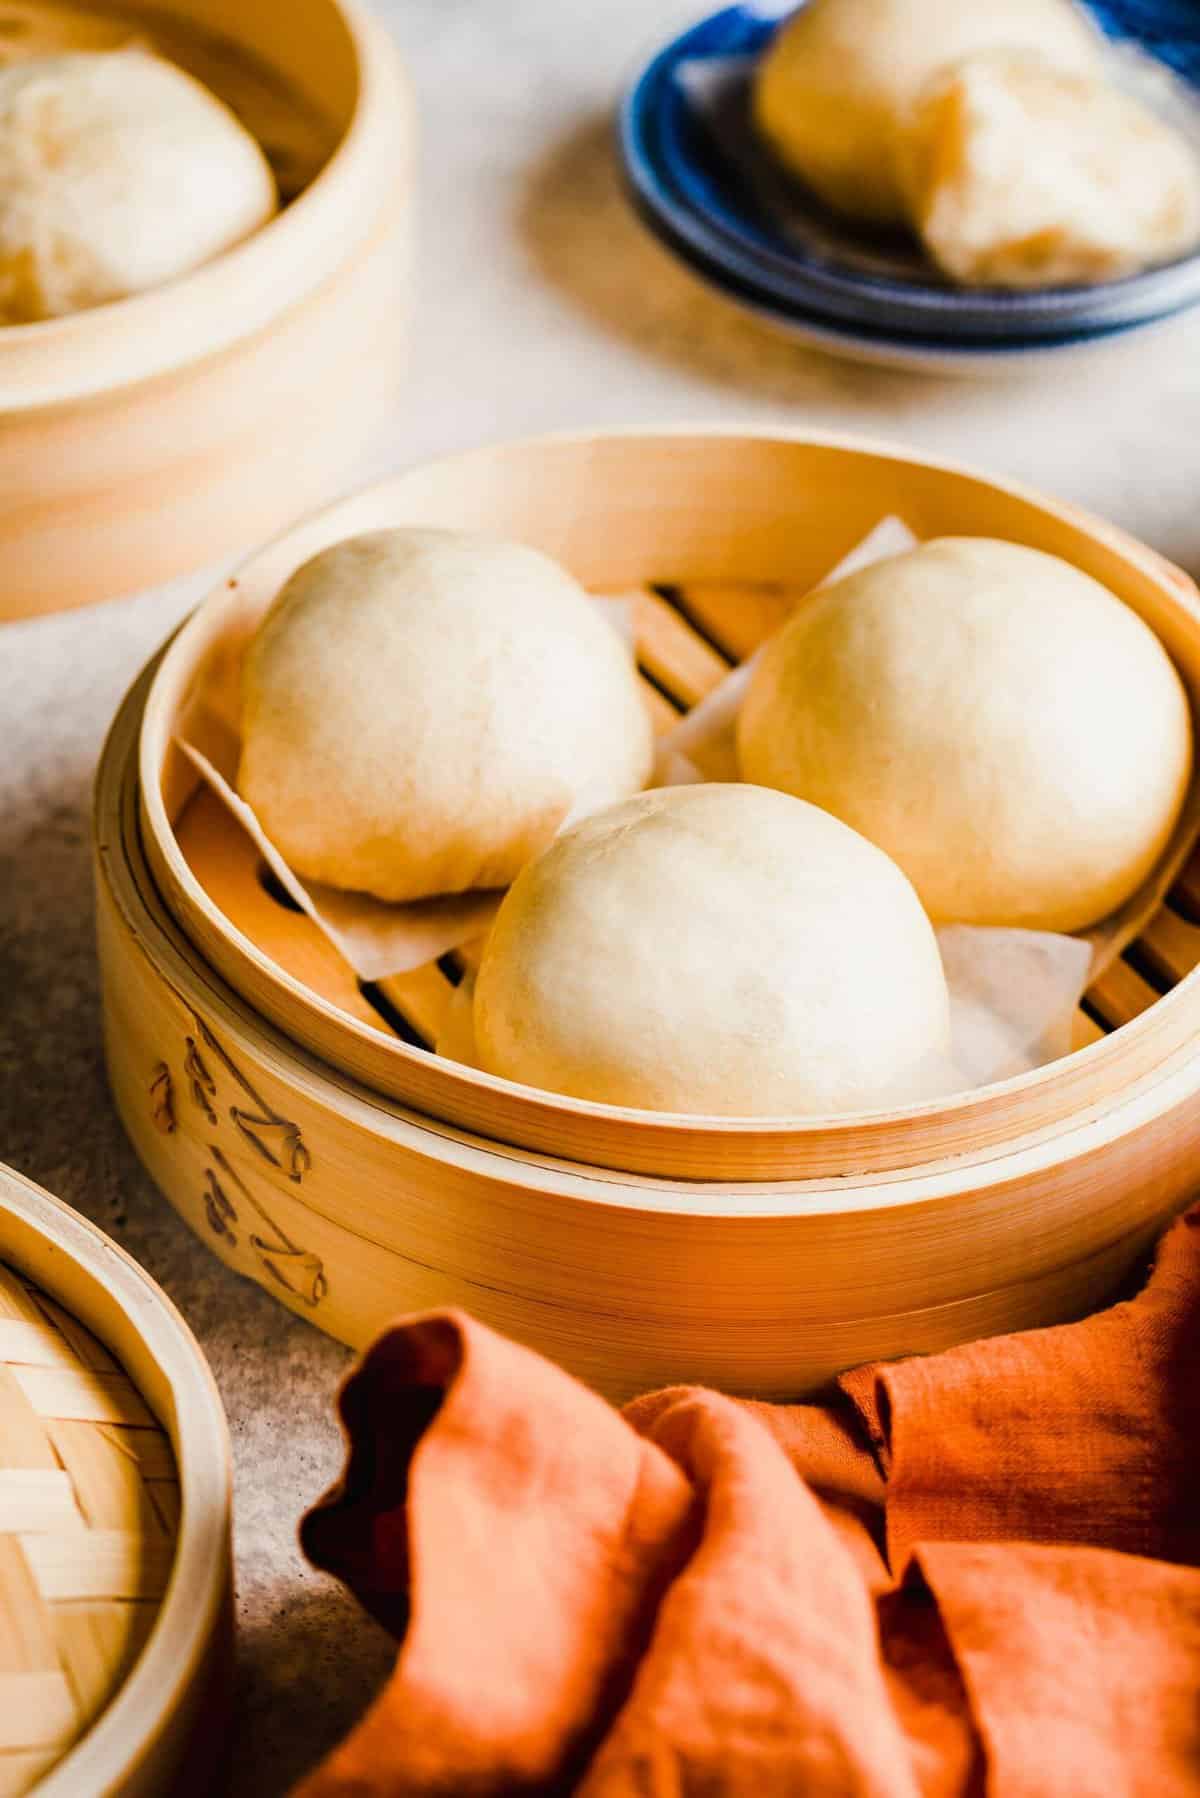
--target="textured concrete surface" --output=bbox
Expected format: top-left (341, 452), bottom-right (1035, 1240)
top-left (5, 2), bottom-right (1200, 1791)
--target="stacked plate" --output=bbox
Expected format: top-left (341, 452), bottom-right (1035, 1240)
top-left (618, 1), bottom-right (1200, 370)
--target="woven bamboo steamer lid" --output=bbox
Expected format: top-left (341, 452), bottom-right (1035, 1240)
top-left (97, 629), bottom-right (1200, 1394)
top-left (0, 0), bottom-right (414, 620)
top-left (0, 1164), bottom-right (230, 1796)
top-left (137, 428), bottom-right (1200, 1182)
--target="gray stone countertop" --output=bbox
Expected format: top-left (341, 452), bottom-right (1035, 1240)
top-left (4, 1), bottom-right (1200, 1789)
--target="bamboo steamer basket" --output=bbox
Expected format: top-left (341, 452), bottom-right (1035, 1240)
top-left (96, 429), bottom-right (1200, 1400)
top-left (0, 1162), bottom-right (231, 1797)
top-left (0, 0), bottom-right (412, 621)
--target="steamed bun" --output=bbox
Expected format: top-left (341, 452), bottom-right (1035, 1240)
top-left (901, 50), bottom-right (1200, 288)
top-left (473, 784), bottom-right (952, 1115)
top-left (754, 0), bottom-right (1102, 227)
top-left (737, 538), bottom-right (1192, 933)
top-left (0, 48), bottom-right (277, 323)
top-left (238, 529), bottom-right (654, 903)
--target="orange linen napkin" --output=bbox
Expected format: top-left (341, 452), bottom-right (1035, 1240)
top-left (295, 1206), bottom-right (1200, 1796)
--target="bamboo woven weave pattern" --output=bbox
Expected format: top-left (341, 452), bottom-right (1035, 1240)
top-left (0, 1261), bottom-right (178, 1797)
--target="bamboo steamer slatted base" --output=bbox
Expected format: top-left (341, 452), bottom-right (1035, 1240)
top-left (0, 1166), bottom-right (230, 1796)
top-left (0, 0), bottom-right (413, 619)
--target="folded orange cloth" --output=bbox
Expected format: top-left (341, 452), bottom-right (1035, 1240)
top-left (295, 1206), bottom-right (1200, 1796)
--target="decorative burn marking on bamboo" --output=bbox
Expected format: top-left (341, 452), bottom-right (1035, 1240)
top-left (154, 1004), bottom-right (326, 1306)
top-left (202, 1165), bottom-right (238, 1246)
top-left (230, 1106), bottom-right (312, 1182)
top-left (202, 1147), bottom-right (327, 1307)
top-left (148, 1062), bottom-right (175, 1135)
top-left (186, 1015), bottom-right (310, 1184)
top-left (184, 1035), bottom-right (217, 1124)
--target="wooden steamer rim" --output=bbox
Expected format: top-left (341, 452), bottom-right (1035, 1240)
top-left (0, 1164), bottom-right (231, 1797)
top-left (136, 428), bottom-right (1200, 1183)
top-left (0, 0), bottom-right (408, 408)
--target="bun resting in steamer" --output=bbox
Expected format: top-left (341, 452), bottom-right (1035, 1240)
top-left (899, 50), bottom-right (1200, 289)
top-left (737, 537), bottom-right (1193, 934)
top-left (0, 48), bottom-right (277, 323)
top-left (752, 0), bottom-right (1102, 228)
top-left (472, 783), bottom-right (952, 1116)
top-left (238, 528), bottom-right (654, 903)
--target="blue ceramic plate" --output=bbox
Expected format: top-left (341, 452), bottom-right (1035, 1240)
top-left (618, 1), bottom-right (1200, 354)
